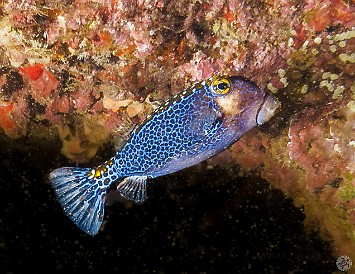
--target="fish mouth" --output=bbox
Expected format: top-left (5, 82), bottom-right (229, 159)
top-left (256, 93), bottom-right (281, 125)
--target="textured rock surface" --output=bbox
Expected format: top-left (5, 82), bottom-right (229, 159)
top-left (0, 0), bottom-right (354, 269)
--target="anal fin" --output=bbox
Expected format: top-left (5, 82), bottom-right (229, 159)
top-left (117, 176), bottom-right (148, 204)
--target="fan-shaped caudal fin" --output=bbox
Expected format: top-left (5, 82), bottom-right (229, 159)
top-left (50, 167), bottom-right (109, 236)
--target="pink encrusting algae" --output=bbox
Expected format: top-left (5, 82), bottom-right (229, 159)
top-left (0, 0), bottom-right (354, 260)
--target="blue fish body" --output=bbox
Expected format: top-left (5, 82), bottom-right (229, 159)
top-left (50, 75), bottom-right (280, 235)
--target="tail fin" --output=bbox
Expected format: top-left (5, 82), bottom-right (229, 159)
top-left (50, 167), bottom-right (107, 236)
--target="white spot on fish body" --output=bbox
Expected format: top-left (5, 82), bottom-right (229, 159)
top-left (88, 169), bottom-right (95, 179)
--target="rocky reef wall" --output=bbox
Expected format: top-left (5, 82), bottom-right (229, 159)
top-left (0, 0), bottom-right (354, 264)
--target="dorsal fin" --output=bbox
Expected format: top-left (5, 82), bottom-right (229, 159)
top-left (108, 112), bottom-right (137, 151)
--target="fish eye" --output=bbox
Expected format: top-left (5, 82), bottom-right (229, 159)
top-left (212, 78), bottom-right (231, 95)
top-left (217, 82), bottom-right (228, 90)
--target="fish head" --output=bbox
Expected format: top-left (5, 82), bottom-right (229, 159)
top-left (208, 75), bottom-right (280, 139)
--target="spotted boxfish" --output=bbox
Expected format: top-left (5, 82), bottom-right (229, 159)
top-left (50, 75), bottom-right (280, 236)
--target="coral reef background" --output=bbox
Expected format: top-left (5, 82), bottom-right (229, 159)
top-left (0, 0), bottom-right (354, 272)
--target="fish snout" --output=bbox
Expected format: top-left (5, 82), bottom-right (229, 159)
top-left (256, 93), bottom-right (281, 125)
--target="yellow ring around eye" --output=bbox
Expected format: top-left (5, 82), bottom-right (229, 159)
top-left (213, 78), bottom-right (230, 95)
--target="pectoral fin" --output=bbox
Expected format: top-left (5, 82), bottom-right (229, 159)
top-left (191, 108), bottom-right (223, 137)
top-left (117, 176), bottom-right (148, 204)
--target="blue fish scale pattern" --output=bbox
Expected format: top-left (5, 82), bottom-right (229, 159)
top-left (49, 75), bottom-right (280, 236)
top-left (114, 84), bottom-right (225, 178)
